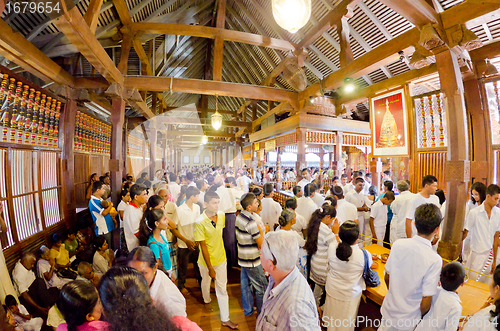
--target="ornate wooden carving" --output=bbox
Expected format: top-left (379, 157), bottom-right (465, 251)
top-left (444, 160), bottom-right (470, 183)
top-left (418, 24), bottom-right (445, 52)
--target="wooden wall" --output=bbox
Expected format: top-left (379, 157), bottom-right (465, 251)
top-left (74, 153), bottom-right (110, 209)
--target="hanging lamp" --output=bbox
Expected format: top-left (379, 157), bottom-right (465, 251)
top-left (272, 0), bottom-right (311, 34)
top-left (202, 135), bottom-right (208, 144)
top-left (211, 94), bottom-right (222, 131)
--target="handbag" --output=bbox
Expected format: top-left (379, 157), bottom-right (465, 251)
top-left (361, 249), bottom-right (380, 287)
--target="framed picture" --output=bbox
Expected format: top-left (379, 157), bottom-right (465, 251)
top-left (204, 156), bottom-right (211, 164)
top-left (182, 155), bottom-right (190, 164)
top-left (193, 155), bottom-right (200, 164)
top-left (370, 88), bottom-right (409, 156)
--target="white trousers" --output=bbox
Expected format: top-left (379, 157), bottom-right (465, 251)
top-left (323, 292), bottom-right (362, 331)
top-left (374, 227), bottom-right (386, 247)
top-left (358, 217), bottom-right (372, 247)
top-left (466, 250), bottom-right (491, 284)
top-left (199, 262), bottom-right (230, 322)
top-left (20, 317), bottom-right (44, 331)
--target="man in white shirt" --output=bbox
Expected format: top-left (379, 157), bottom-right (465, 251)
top-left (186, 172), bottom-right (196, 187)
top-left (311, 183), bottom-right (325, 208)
top-left (237, 171), bottom-right (252, 193)
top-left (362, 172), bottom-right (372, 196)
top-left (463, 184), bottom-right (500, 283)
top-left (330, 186), bottom-right (358, 225)
top-left (405, 175), bottom-right (440, 238)
top-left (390, 180), bottom-right (415, 243)
top-left (379, 204), bottom-right (442, 331)
top-left (369, 192), bottom-right (395, 246)
top-left (297, 168), bottom-right (311, 191)
top-left (345, 178), bottom-right (372, 238)
top-left (168, 173), bottom-right (181, 203)
top-left (260, 182), bottom-right (283, 231)
top-left (287, 198), bottom-right (307, 238)
top-left (123, 184), bottom-right (148, 251)
top-left (175, 186), bottom-right (202, 291)
top-left (196, 179), bottom-right (207, 211)
top-left (296, 183), bottom-right (319, 226)
top-left (343, 171), bottom-right (361, 195)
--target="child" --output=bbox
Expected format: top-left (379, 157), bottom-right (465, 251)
top-left (117, 189), bottom-right (130, 254)
top-left (415, 261), bottom-right (465, 331)
top-left (194, 191), bottom-right (238, 330)
top-left (369, 191), bottom-right (395, 246)
top-left (101, 200), bottom-right (118, 229)
top-left (5, 295), bottom-right (43, 331)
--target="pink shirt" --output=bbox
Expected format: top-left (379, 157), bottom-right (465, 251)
top-left (57, 321), bottom-right (109, 331)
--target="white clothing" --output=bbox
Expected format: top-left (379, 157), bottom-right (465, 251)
top-left (279, 229), bottom-right (306, 247)
top-left (237, 175), bottom-right (252, 193)
top-left (46, 305), bottom-right (65, 329)
top-left (323, 292), bottom-right (362, 331)
top-left (252, 212), bottom-right (265, 232)
top-left (296, 196), bottom-right (318, 224)
top-left (176, 202), bottom-right (201, 249)
top-left (389, 191), bottom-right (415, 241)
top-left (370, 200), bottom-right (388, 246)
top-left (150, 269), bottom-right (187, 317)
top-left (297, 178), bottom-right (310, 191)
top-left (168, 182), bottom-right (181, 203)
top-left (93, 250), bottom-right (111, 277)
top-left (466, 250), bottom-right (491, 284)
top-left (465, 204), bottom-right (500, 254)
top-left (188, 182), bottom-right (196, 187)
top-left (123, 203), bottom-right (143, 251)
top-left (461, 305), bottom-right (497, 331)
top-left (345, 190), bottom-right (371, 224)
top-left (117, 200), bottom-right (128, 228)
top-left (312, 193), bottom-right (325, 208)
top-left (325, 243), bottom-right (367, 301)
top-left (199, 261), bottom-right (230, 322)
top-left (336, 199), bottom-right (358, 225)
top-left (415, 287), bottom-right (462, 331)
top-left (291, 213), bottom-right (307, 237)
top-left (12, 260), bottom-right (36, 296)
top-left (405, 192), bottom-right (440, 237)
top-left (36, 259), bottom-right (69, 289)
top-left (13, 304), bottom-right (43, 331)
top-left (260, 197), bottom-right (282, 229)
top-left (216, 186), bottom-right (242, 214)
top-left (343, 183), bottom-right (354, 195)
top-left (381, 236), bottom-right (442, 329)
top-left (163, 201), bottom-right (178, 242)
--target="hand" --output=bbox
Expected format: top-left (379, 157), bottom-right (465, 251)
top-left (108, 249), bottom-right (115, 261)
top-left (37, 306), bottom-right (49, 315)
top-left (372, 238), bottom-right (377, 245)
top-left (186, 240), bottom-right (197, 250)
top-left (92, 275), bottom-right (100, 287)
top-left (208, 267), bottom-right (216, 280)
top-left (170, 274), bottom-right (176, 282)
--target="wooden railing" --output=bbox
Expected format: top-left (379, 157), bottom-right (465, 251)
top-left (415, 148), bottom-right (447, 191)
top-left (281, 181), bottom-right (297, 190)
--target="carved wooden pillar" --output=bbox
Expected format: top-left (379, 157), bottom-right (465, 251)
top-left (436, 50), bottom-right (470, 261)
top-left (110, 98), bottom-right (125, 206)
top-left (464, 78), bottom-right (491, 184)
top-left (122, 126), bottom-right (128, 179)
top-left (346, 149), bottom-right (353, 181)
top-left (61, 99), bottom-right (77, 225)
top-left (148, 126), bottom-right (157, 179)
top-left (333, 131), bottom-right (343, 178)
top-left (296, 128), bottom-right (307, 178)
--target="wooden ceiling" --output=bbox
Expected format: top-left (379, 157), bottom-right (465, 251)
top-left (0, 0), bottom-right (499, 128)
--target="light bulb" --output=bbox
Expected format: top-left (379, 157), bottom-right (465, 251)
top-left (202, 136), bottom-right (208, 144)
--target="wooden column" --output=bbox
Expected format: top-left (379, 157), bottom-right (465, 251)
top-left (122, 127), bottom-right (128, 179)
top-left (464, 78), bottom-right (491, 184)
top-left (251, 146), bottom-right (257, 180)
top-left (276, 146), bottom-right (282, 190)
top-left (370, 157), bottom-right (381, 195)
top-left (333, 131), bottom-right (343, 178)
top-left (320, 151), bottom-right (325, 169)
top-left (329, 152), bottom-right (333, 169)
top-left (169, 144), bottom-right (174, 172)
top-left (161, 137), bottom-right (167, 171)
top-left (436, 50), bottom-right (470, 261)
top-left (296, 128), bottom-right (307, 177)
top-left (346, 149), bottom-right (353, 181)
top-left (148, 126), bottom-right (157, 179)
top-left (219, 147), bottom-right (223, 167)
top-left (110, 98), bottom-right (125, 206)
top-left (142, 137), bottom-right (147, 174)
top-left (61, 99), bottom-right (77, 225)
top-left (225, 144), bottom-right (229, 167)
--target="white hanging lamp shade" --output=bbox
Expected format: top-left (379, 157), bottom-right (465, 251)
top-left (211, 94), bottom-right (222, 130)
top-left (202, 135), bottom-right (208, 144)
top-left (272, 0), bottom-right (311, 34)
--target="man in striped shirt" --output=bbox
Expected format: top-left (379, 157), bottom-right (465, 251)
top-left (235, 193), bottom-right (268, 316)
top-left (257, 231), bottom-right (320, 331)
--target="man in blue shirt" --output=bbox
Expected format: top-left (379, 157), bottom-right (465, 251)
top-left (89, 181), bottom-right (115, 249)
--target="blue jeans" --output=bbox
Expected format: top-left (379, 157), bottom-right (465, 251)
top-left (241, 265), bottom-right (268, 316)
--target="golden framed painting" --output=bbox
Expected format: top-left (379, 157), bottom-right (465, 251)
top-left (370, 88), bottom-right (409, 157)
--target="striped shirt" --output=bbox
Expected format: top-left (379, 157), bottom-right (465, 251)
top-left (310, 222), bottom-right (337, 286)
top-left (256, 267), bottom-right (320, 331)
top-left (235, 210), bottom-right (261, 267)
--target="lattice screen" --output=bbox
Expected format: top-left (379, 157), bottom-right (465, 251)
top-left (413, 92), bottom-right (448, 148)
top-left (485, 81), bottom-right (500, 145)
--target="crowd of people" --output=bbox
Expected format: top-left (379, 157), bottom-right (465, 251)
top-left (3, 164), bottom-right (500, 331)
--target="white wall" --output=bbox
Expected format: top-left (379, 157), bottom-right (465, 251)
top-left (180, 146), bottom-right (212, 166)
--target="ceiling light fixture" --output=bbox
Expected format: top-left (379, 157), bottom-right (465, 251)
top-left (211, 94), bottom-right (222, 131)
top-left (343, 78), bottom-right (355, 93)
top-left (272, 0), bottom-right (311, 34)
top-left (202, 135), bottom-right (208, 144)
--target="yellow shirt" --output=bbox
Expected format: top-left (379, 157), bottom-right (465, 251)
top-left (50, 245), bottom-right (70, 266)
top-left (194, 211), bottom-right (226, 267)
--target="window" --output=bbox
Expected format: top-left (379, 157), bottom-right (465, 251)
top-left (183, 155), bottom-right (190, 164)
top-left (193, 156), bottom-right (200, 164)
top-left (1, 148), bottom-right (63, 250)
top-left (204, 156), bottom-right (211, 164)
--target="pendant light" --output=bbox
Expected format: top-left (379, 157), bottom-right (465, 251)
top-left (202, 135), bottom-right (208, 145)
top-left (272, 0), bottom-right (311, 34)
top-left (211, 94), bottom-right (222, 131)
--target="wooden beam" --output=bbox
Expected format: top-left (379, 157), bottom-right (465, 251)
top-left (54, 6), bottom-right (123, 84)
top-left (125, 76), bottom-right (298, 103)
top-left (130, 23), bottom-right (296, 52)
top-left (164, 106), bottom-right (235, 114)
top-left (112, 0), bottom-right (132, 25)
top-left (237, 100), bottom-right (252, 115)
top-left (337, 16), bottom-right (354, 67)
top-left (336, 64), bottom-right (438, 106)
top-left (0, 19), bottom-right (74, 86)
top-left (88, 91), bottom-right (113, 112)
top-left (300, 28), bottom-right (420, 101)
top-left (154, 116), bottom-right (252, 128)
top-left (213, 0), bottom-right (226, 81)
top-left (252, 102), bottom-right (293, 129)
top-left (469, 39), bottom-right (500, 63)
top-left (441, 0), bottom-right (500, 29)
top-left (83, 0), bottom-right (104, 34)
top-left (117, 33), bottom-right (132, 74)
top-left (378, 0), bottom-right (440, 27)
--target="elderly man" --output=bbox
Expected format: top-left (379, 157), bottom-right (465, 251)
top-left (12, 252), bottom-right (58, 315)
top-left (76, 261), bottom-right (99, 286)
top-left (257, 231), bottom-right (320, 331)
top-left (37, 245), bottom-right (71, 290)
top-left (390, 180), bottom-right (415, 243)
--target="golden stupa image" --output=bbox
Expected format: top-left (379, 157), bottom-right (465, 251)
top-left (378, 99), bottom-right (399, 147)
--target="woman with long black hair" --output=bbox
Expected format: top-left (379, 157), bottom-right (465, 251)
top-left (323, 221), bottom-right (370, 331)
top-left (305, 202), bottom-right (337, 307)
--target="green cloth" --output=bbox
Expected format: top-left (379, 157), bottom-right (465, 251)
top-left (64, 238), bottom-right (79, 255)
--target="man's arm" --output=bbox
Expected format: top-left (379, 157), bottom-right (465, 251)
top-left (171, 227), bottom-right (197, 250)
top-left (101, 203), bottom-right (113, 216)
top-left (420, 296), bottom-right (432, 317)
top-left (254, 233), bottom-right (264, 250)
top-left (369, 217), bottom-right (377, 244)
top-left (21, 292), bottom-right (48, 315)
top-left (492, 231), bottom-right (500, 274)
top-left (384, 273), bottom-right (390, 290)
top-left (198, 240), bottom-right (216, 280)
top-left (42, 258), bottom-right (56, 281)
top-left (405, 218), bottom-right (413, 239)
